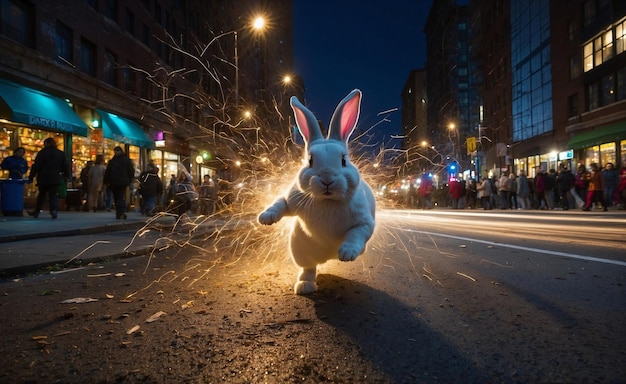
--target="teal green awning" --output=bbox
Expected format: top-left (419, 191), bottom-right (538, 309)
top-left (567, 122), bottom-right (626, 150)
top-left (97, 109), bottom-right (155, 149)
top-left (0, 79), bottom-right (88, 136)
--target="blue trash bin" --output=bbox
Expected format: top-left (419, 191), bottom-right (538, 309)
top-left (0, 178), bottom-right (27, 216)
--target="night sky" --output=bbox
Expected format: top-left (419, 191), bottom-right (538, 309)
top-left (293, 0), bottom-right (434, 148)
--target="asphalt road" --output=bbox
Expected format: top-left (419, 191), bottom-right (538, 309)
top-left (1, 209), bottom-right (625, 383)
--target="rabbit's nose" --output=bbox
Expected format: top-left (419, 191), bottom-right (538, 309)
top-left (321, 179), bottom-right (333, 187)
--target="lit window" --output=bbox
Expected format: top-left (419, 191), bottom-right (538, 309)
top-left (594, 36), bottom-right (603, 67)
top-left (584, 42), bottom-right (593, 72)
top-left (617, 21), bottom-right (625, 54)
top-left (602, 30), bottom-right (613, 62)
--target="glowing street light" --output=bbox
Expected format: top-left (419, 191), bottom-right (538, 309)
top-left (234, 15), bottom-right (267, 106)
top-left (253, 17), bottom-right (265, 30)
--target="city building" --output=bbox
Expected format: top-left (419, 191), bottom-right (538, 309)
top-left (562, 0), bottom-right (626, 171)
top-left (401, 69), bottom-right (428, 172)
top-left (0, 0), bottom-right (294, 208)
top-left (424, 0), bottom-right (478, 180)
top-left (425, 0), bottom-right (626, 180)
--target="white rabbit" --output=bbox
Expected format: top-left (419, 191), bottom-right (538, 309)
top-left (258, 89), bottom-right (376, 295)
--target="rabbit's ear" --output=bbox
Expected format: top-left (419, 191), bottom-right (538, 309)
top-left (328, 89), bottom-right (362, 142)
top-left (290, 96), bottom-right (323, 144)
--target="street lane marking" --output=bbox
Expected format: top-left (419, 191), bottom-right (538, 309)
top-left (402, 228), bottom-right (626, 267)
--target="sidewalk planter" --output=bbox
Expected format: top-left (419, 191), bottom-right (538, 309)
top-left (0, 179), bottom-right (28, 216)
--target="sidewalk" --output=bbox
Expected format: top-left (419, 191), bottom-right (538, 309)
top-left (0, 210), bottom-right (222, 277)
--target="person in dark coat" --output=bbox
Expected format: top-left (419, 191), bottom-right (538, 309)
top-left (103, 146), bottom-right (135, 219)
top-left (139, 163), bottom-right (163, 216)
top-left (27, 138), bottom-right (69, 219)
top-left (1, 147), bottom-right (29, 179)
top-left (556, 164), bottom-right (575, 210)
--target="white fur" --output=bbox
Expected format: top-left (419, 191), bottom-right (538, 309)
top-left (258, 89), bottom-right (376, 295)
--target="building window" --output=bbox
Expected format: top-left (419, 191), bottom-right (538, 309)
top-left (617, 67), bottom-right (626, 101)
top-left (569, 55), bottom-right (580, 79)
top-left (583, 0), bottom-right (596, 27)
top-left (0, 0), bottom-right (35, 47)
top-left (105, 0), bottom-right (117, 22)
top-left (600, 142), bottom-right (616, 167)
top-left (617, 20), bottom-right (625, 55)
top-left (600, 74), bottom-right (615, 106)
top-left (568, 94), bottom-right (578, 117)
top-left (123, 62), bottom-right (136, 94)
top-left (568, 19), bottom-right (577, 42)
top-left (602, 30), bottom-right (613, 62)
top-left (104, 49), bottom-right (117, 86)
top-left (584, 41), bottom-right (593, 72)
top-left (80, 38), bottom-right (96, 77)
top-left (587, 82), bottom-right (599, 110)
top-left (55, 21), bottom-right (73, 65)
top-left (585, 30), bottom-right (614, 72)
top-left (594, 36), bottom-right (603, 67)
top-left (126, 9), bottom-right (135, 35)
top-left (142, 23), bottom-right (150, 46)
top-left (154, 1), bottom-right (161, 24)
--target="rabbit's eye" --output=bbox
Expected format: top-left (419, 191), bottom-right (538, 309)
top-left (308, 155), bottom-right (313, 167)
top-left (341, 154), bottom-right (347, 167)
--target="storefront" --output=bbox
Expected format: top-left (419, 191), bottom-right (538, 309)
top-left (567, 122), bottom-right (626, 168)
top-left (0, 78), bottom-right (89, 199)
top-left (150, 132), bottom-right (190, 181)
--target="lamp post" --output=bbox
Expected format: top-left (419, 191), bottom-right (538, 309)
top-left (233, 16), bottom-right (266, 107)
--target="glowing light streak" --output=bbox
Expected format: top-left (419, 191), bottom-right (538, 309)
top-left (400, 228), bottom-right (626, 267)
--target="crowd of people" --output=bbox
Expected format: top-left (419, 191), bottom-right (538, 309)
top-left (404, 161), bottom-right (626, 212)
top-left (1, 140), bottom-right (228, 220)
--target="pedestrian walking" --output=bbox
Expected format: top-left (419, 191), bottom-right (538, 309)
top-left (575, 164), bottom-right (590, 203)
top-left (582, 163), bottom-right (607, 212)
top-left (516, 170), bottom-right (531, 209)
top-left (1, 147), bottom-right (29, 179)
top-left (508, 173), bottom-right (518, 209)
top-left (477, 176), bottom-right (492, 210)
top-left (534, 170), bottom-right (549, 210)
top-left (87, 154), bottom-right (106, 212)
top-left (27, 138), bottom-right (69, 219)
top-left (138, 163), bottom-right (163, 216)
top-left (556, 164), bottom-right (575, 209)
top-left (418, 173), bottom-right (433, 209)
top-left (497, 172), bottom-right (510, 209)
top-left (103, 146), bottom-right (134, 219)
top-left (602, 162), bottom-right (619, 208)
top-left (198, 174), bottom-right (218, 215)
top-left (169, 166), bottom-right (197, 216)
top-left (466, 179), bottom-right (478, 209)
top-left (78, 160), bottom-right (93, 210)
top-left (545, 169), bottom-right (557, 209)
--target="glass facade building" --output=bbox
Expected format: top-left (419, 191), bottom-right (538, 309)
top-left (511, 0), bottom-right (553, 142)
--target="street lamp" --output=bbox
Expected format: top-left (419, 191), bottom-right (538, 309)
top-left (234, 15), bottom-right (267, 106)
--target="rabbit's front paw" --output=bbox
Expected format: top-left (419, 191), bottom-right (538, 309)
top-left (338, 242), bottom-right (364, 262)
top-left (258, 210), bottom-right (279, 225)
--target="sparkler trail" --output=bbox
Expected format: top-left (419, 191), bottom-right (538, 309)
top-left (70, 26), bottom-right (452, 297)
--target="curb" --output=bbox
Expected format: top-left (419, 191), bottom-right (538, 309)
top-left (0, 224), bottom-right (233, 278)
top-left (0, 245), bottom-right (156, 278)
top-left (0, 221), bottom-right (146, 244)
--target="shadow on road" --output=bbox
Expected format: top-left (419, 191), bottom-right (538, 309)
top-left (308, 274), bottom-right (492, 383)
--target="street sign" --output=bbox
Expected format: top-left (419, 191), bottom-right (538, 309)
top-left (466, 137), bottom-right (476, 154)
